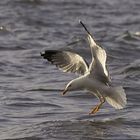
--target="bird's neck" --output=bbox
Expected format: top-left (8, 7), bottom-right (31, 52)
top-left (71, 75), bottom-right (87, 90)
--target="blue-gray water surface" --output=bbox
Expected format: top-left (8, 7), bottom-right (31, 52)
top-left (0, 0), bottom-right (140, 139)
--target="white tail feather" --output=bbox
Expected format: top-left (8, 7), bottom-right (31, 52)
top-left (105, 86), bottom-right (127, 109)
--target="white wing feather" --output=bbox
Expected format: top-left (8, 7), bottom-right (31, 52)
top-left (105, 86), bottom-right (127, 109)
top-left (41, 50), bottom-right (89, 75)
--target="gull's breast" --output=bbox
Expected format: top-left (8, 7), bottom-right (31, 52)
top-left (84, 76), bottom-right (108, 96)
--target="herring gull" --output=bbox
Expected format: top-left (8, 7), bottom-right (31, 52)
top-left (41, 20), bottom-right (127, 114)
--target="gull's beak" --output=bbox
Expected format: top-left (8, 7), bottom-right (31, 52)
top-left (62, 88), bottom-right (68, 95)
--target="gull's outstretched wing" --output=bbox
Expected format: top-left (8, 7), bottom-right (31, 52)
top-left (80, 21), bottom-right (111, 84)
top-left (41, 50), bottom-right (89, 75)
top-left (87, 34), bottom-right (109, 76)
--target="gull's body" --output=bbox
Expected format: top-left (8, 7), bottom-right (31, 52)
top-left (41, 21), bottom-right (127, 114)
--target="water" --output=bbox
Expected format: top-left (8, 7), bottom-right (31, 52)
top-left (0, 0), bottom-right (140, 139)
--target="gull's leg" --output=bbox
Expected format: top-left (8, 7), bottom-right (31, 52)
top-left (89, 94), bottom-right (105, 115)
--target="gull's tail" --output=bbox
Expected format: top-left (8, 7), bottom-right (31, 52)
top-left (105, 86), bottom-right (127, 109)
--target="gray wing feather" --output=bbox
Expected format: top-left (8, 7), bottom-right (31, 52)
top-left (88, 34), bottom-right (111, 84)
top-left (79, 20), bottom-right (111, 84)
top-left (41, 50), bottom-right (89, 75)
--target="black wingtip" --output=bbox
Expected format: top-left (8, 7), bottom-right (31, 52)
top-left (40, 50), bottom-right (60, 61)
top-left (79, 19), bottom-right (82, 24)
top-left (79, 20), bottom-right (84, 27)
top-left (40, 51), bottom-right (45, 57)
top-left (79, 20), bottom-right (91, 36)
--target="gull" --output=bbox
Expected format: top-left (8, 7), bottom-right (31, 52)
top-left (41, 20), bottom-right (127, 114)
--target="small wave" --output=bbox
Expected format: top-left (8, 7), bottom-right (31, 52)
top-left (116, 30), bottom-right (140, 41)
top-left (113, 59), bottom-right (140, 75)
top-left (10, 97), bottom-right (35, 102)
top-left (26, 88), bottom-right (63, 92)
top-left (5, 102), bottom-right (62, 108)
top-left (0, 46), bottom-right (26, 51)
top-left (0, 25), bottom-right (10, 34)
top-left (14, 0), bottom-right (42, 5)
top-left (124, 61), bottom-right (140, 73)
top-left (1, 136), bottom-right (42, 140)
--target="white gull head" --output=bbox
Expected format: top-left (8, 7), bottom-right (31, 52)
top-left (62, 76), bottom-right (86, 95)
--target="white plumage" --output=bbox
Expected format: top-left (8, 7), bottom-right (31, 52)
top-left (41, 20), bottom-right (127, 114)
